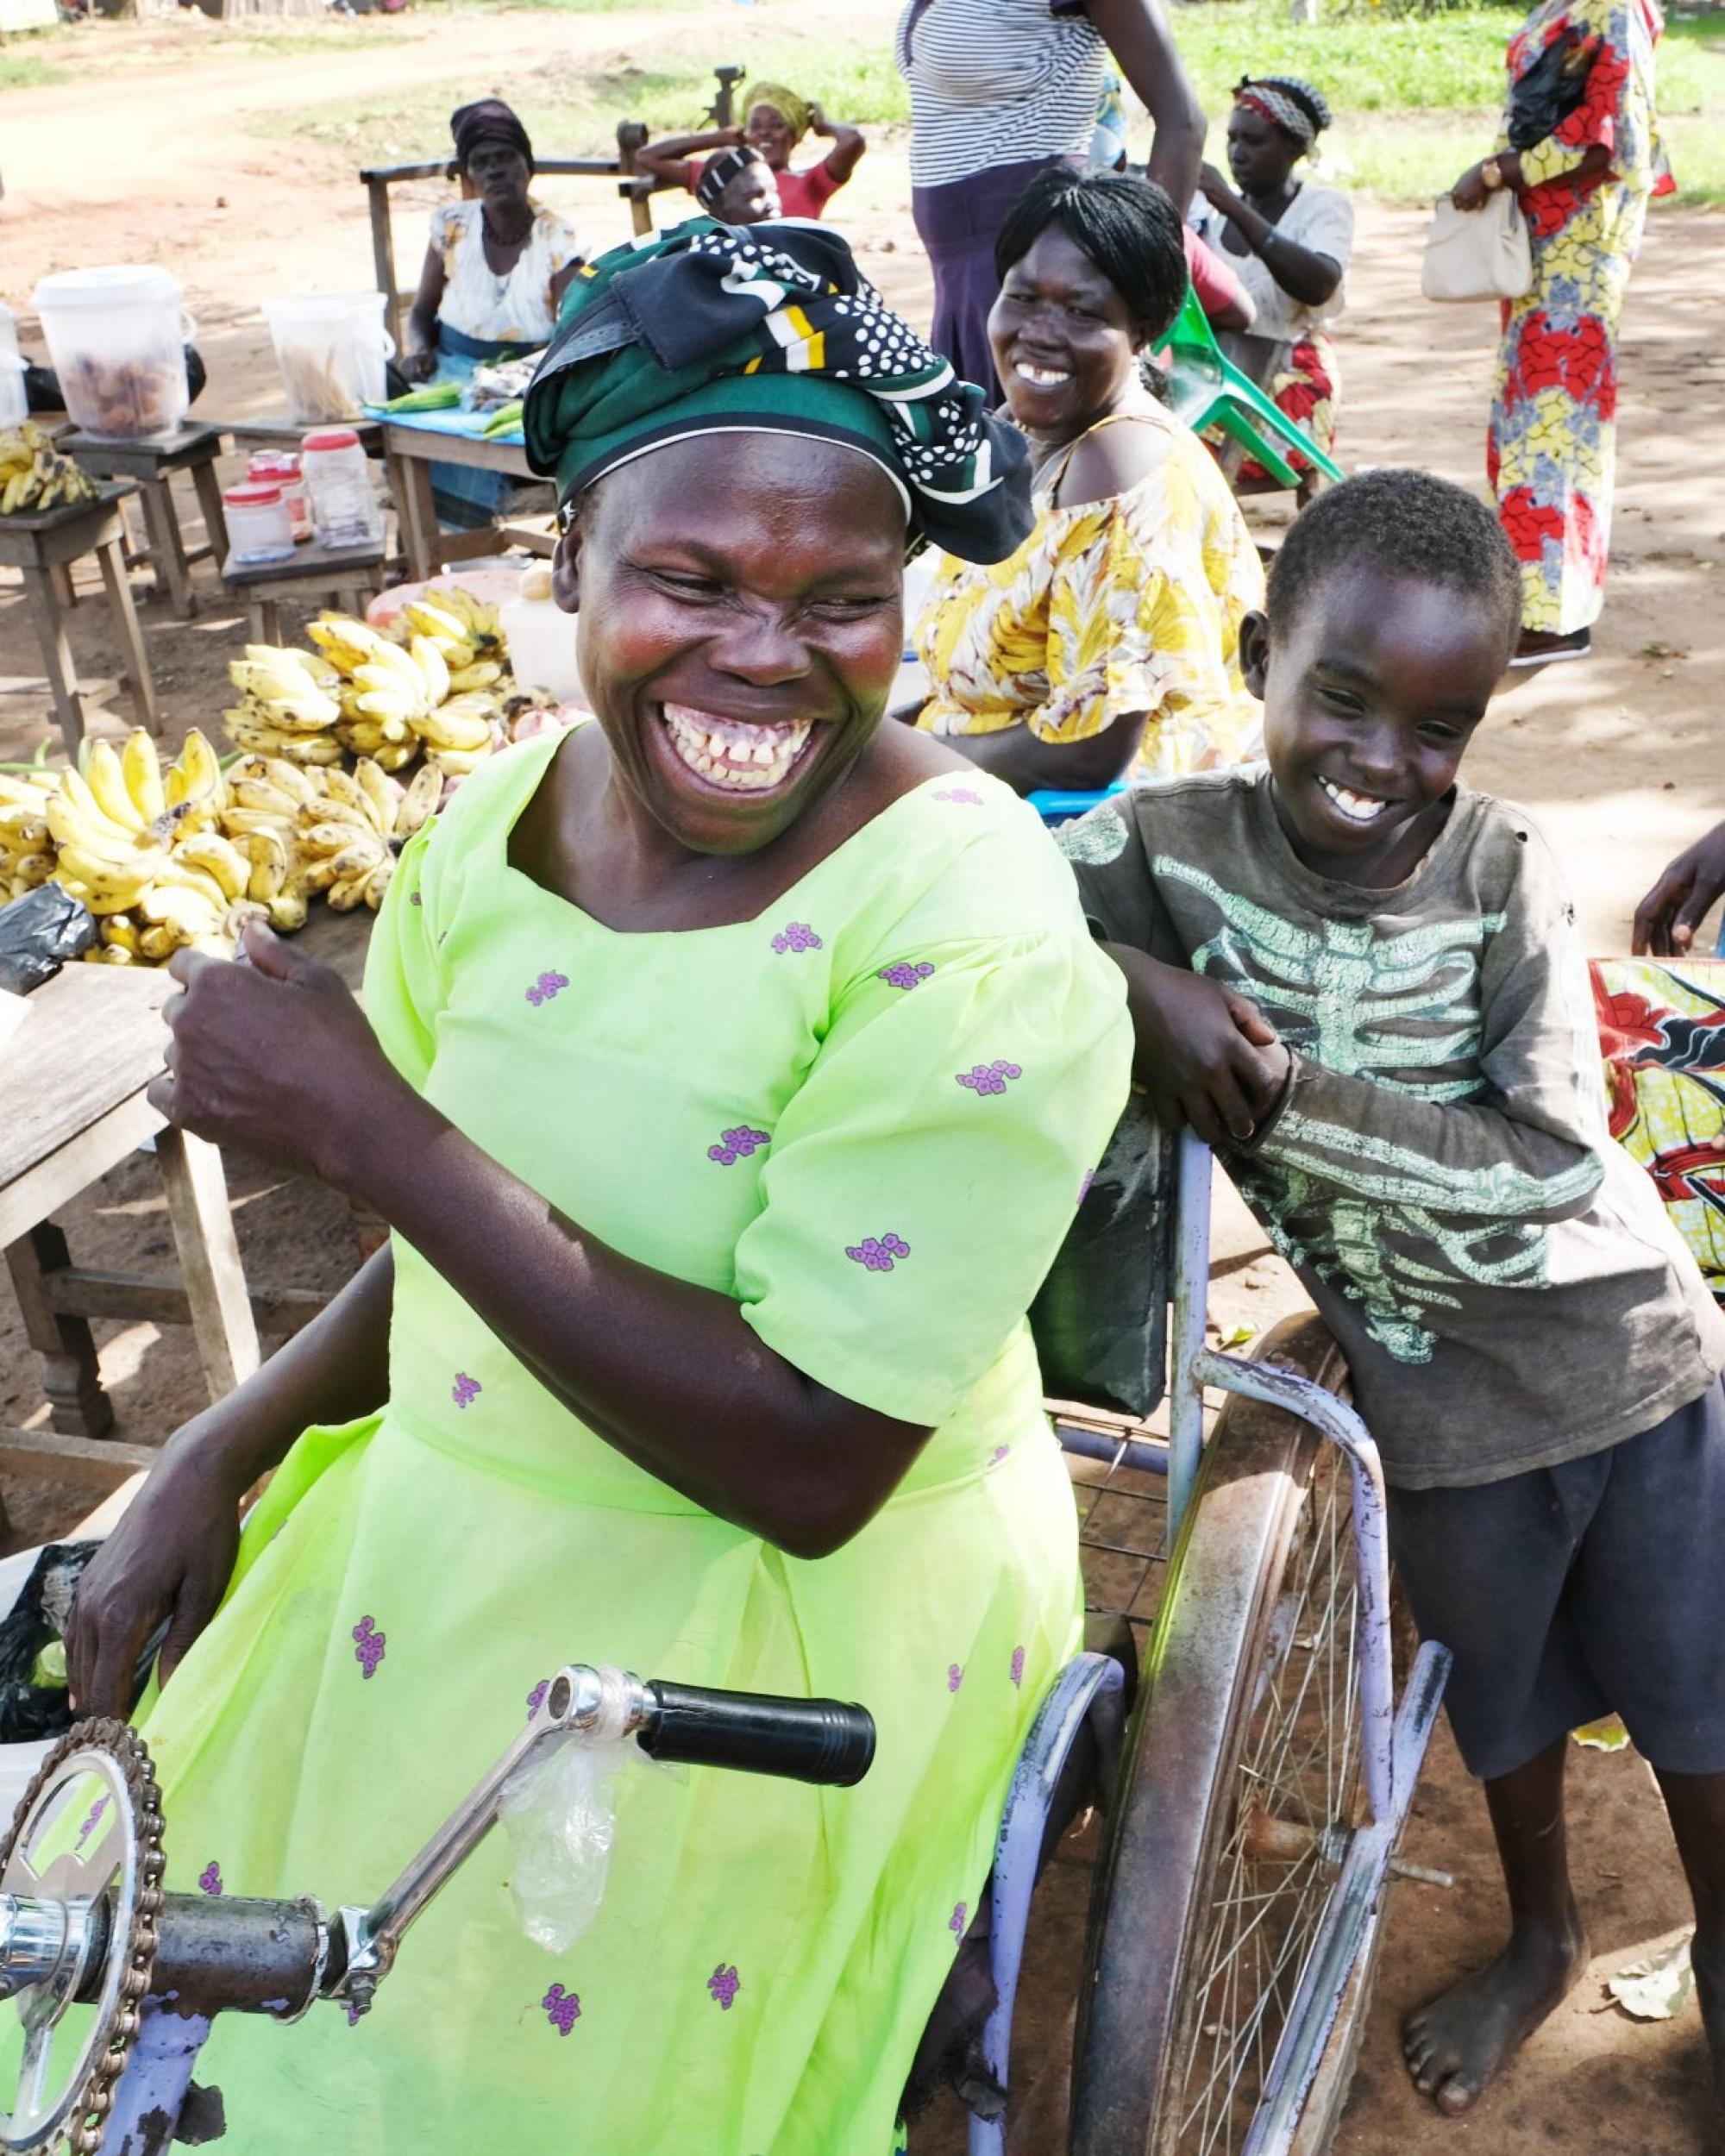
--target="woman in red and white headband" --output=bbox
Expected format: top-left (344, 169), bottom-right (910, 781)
top-left (1188, 74), bottom-right (1353, 501)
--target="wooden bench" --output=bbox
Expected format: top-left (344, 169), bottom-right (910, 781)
top-left (0, 482), bottom-right (158, 757)
top-left (221, 532), bottom-right (387, 644)
top-left (59, 425), bottom-right (229, 620)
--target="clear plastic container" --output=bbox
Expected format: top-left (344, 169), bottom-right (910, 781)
top-left (248, 450), bottom-right (311, 543)
top-left (300, 427), bottom-right (382, 551)
top-left (223, 480), bottom-right (295, 566)
top-left (499, 575), bottom-right (583, 705)
top-left (30, 266), bottom-right (193, 441)
top-left (263, 294), bottom-right (393, 424)
top-left (0, 304), bottom-right (27, 430)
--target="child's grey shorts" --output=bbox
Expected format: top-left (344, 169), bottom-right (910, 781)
top-left (1385, 1370), bottom-right (1725, 1781)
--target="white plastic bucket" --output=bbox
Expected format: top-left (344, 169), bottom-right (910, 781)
top-left (30, 266), bottom-right (193, 441)
top-left (263, 293), bottom-right (394, 424)
top-left (0, 303), bottom-right (27, 430)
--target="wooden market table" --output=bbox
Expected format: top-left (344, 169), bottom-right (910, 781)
top-left (0, 910), bottom-right (373, 1510)
top-left (380, 421), bottom-right (555, 585)
top-left (0, 482), bottom-right (158, 757)
top-left (59, 425), bottom-right (229, 621)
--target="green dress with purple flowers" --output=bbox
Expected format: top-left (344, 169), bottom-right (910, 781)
top-left (133, 728), bottom-right (1130, 2155)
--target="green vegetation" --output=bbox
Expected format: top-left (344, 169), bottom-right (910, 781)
top-left (0, 38), bottom-right (69, 91)
top-left (241, 0), bottom-right (1725, 206)
top-left (250, 31), bottom-right (910, 162)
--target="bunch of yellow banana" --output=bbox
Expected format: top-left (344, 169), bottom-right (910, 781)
top-left (213, 755), bottom-right (324, 935)
top-left (0, 769), bottom-right (59, 900)
top-left (223, 646), bottom-right (345, 767)
top-left (423, 580), bottom-right (504, 649)
top-left (398, 594), bottom-right (508, 692)
top-left (292, 756), bottom-right (442, 913)
top-left (0, 424), bottom-right (100, 517)
top-left (46, 730), bottom-right (247, 963)
top-left (308, 611), bottom-right (501, 777)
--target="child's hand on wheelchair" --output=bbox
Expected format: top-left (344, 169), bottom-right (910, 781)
top-left (1104, 945), bottom-right (1291, 1148)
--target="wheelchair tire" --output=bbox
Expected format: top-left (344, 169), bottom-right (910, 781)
top-left (1070, 1313), bottom-right (1387, 2156)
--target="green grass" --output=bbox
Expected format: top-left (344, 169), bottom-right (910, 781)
top-left (246, 0), bottom-right (1725, 204)
top-left (1174, 0), bottom-right (1725, 204)
top-left (251, 28), bottom-right (910, 162)
top-left (0, 40), bottom-right (70, 91)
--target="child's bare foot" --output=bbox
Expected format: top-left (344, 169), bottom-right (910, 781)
top-left (1401, 1909), bottom-right (1588, 2115)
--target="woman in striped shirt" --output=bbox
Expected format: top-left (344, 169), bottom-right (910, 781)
top-left (895, 0), bottom-right (1204, 399)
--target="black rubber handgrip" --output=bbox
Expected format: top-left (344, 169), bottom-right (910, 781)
top-left (640, 1681), bottom-right (875, 1787)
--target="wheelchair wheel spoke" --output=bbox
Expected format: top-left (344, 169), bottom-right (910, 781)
top-left (1166, 1447), bottom-right (1364, 2154)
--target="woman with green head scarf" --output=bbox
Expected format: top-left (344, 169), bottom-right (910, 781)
top-left (69, 218), bottom-right (1131, 2155)
top-left (636, 79), bottom-right (867, 221)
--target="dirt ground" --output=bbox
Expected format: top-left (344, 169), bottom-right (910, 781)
top-left (1, 9), bottom-right (1722, 2148)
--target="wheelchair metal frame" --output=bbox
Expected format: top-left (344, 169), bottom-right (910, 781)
top-left (973, 1131), bottom-right (1450, 2156)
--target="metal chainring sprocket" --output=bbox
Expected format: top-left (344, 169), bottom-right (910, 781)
top-left (0, 1720), bottom-right (165, 2156)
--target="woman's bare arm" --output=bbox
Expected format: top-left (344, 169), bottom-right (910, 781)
top-left (151, 930), bottom-right (932, 1562)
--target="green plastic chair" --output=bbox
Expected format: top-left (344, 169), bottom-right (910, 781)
top-left (1162, 285), bottom-right (1346, 492)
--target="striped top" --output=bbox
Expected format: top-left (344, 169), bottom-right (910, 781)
top-left (895, 0), bottom-right (1108, 188)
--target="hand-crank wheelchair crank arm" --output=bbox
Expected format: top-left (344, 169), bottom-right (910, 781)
top-left (0, 1665), bottom-right (874, 2027)
top-left (337, 1663), bottom-right (875, 2013)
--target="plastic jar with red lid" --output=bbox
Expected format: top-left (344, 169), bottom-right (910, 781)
top-left (248, 450), bottom-right (311, 543)
top-left (300, 426), bottom-right (382, 550)
top-left (223, 479), bottom-right (295, 565)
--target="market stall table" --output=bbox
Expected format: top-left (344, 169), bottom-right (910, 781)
top-left (222, 532), bottom-right (387, 644)
top-left (59, 425), bottom-right (229, 620)
top-left (0, 910), bottom-right (373, 1510)
top-left (379, 417), bottom-right (555, 584)
top-left (0, 482), bottom-right (157, 756)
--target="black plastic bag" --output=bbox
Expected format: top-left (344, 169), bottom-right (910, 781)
top-left (1508, 26), bottom-right (1596, 152)
top-left (1029, 1097), bottom-right (1175, 1420)
top-left (0, 884), bottom-right (96, 996)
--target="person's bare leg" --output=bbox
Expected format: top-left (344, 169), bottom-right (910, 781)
top-left (1653, 1767), bottom-right (1725, 2117)
top-left (1402, 1736), bottom-right (1589, 2115)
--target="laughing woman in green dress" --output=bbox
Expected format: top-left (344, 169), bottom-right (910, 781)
top-left (65, 219), bottom-right (1131, 2156)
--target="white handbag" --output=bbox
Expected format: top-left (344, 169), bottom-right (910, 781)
top-left (1421, 190), bottom-right (1534, 303)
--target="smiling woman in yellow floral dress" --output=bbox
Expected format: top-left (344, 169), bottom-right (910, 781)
top-left (1450, 0), bottom-right (1672, 667)
top-left (912, 166), bottom-right (1264, 796)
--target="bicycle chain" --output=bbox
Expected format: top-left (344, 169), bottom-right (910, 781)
top-left (0, 1719), bottom-right (166, 2156)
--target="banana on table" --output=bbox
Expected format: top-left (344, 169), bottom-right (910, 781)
top-left (0, 423), bottom-right (100, 517)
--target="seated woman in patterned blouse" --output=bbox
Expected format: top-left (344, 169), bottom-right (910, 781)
top-left (911, 165), bottom-right (1265, 795)
top-left (399, 100), bottom-right (583, 386)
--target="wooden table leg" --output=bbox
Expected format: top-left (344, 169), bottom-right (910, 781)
top-left (4, 1221), bottom-right (116, 1438)
top-left (48, 561), bottom-right (77, 612)
top-left (386, 447), bottom-right (439, 584)
top-left (96, 536), bottom-right (160, 734)
top-left (21, 560), bottom-right (88, 761)
top-left (137, 472), bottom-right (197, 619)
top-left (189, 454), bottom-right (229, 565)
top-left (155, 1127), bottom-right (261, 1405)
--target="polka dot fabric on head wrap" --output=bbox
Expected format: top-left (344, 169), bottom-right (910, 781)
top-left (523, 217), bottom-right (1032, 564)
top-left (1233, 76), bottom-right (1331, 148)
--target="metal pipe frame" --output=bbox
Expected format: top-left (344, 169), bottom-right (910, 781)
top-left (1239, 1639), bottom-right (1452, 2156)
top-left (969, 1653), bottom-right (1126, 2156)
top-left (1168, 1132), bottom-right (1399, 1826)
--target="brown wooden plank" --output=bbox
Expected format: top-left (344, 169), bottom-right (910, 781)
top-left (41, 1266), bottom-right (326, 1338)
top-left (0, 1092), bottom-right (165, 1253)
top-left (0, 968), bottom-right (176, 1194)
top-left (155, 1126), bottom-right (261, 1401)
top-left (0, 1426), bottom-right (159, 1487)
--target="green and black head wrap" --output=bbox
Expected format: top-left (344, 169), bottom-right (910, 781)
top-left (523, 218), bottom-right (1033, 564)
